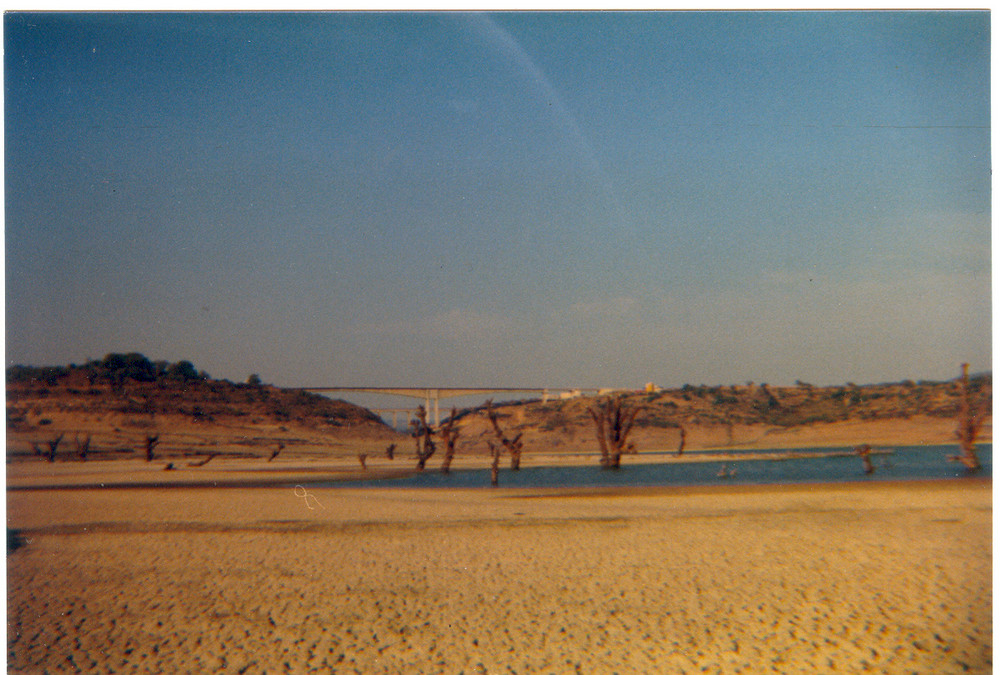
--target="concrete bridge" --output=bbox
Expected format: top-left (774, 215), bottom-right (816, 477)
top-left (300, 386), bottom-right (615, 426)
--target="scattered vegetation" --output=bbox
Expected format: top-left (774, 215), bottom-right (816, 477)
top-left (6, 354), bottom-right (393, 445)
top-left (521, 374), bottom-right (992, 441)
top-left (8, 353), bottom-right (207, 387)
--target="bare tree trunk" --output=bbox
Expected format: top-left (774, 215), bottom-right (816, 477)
top-left (588, 406), bottom-right (611, 467)
top-left (46, 433), bottom-right (64, 463)
top-left (590, 397), bottom-right (639, 469)
top-left (191, 452), bottom-right (219, 467)
top-left (489, 441), bottom-right (500, 487)
top-left (486, 400), bottom-right (524, 470)
top-left (145, 434), bottom-right (160, 462)
top-left (951, 362), bottom-right (984, 470)
top-left (439, 409), bottom-right (460, 474)
top-left (854, 444), bottom-right (875, 474)
top-left (411, 405), bottom-right (436, 471)
top-left (268, 442), bottom-right (284, 462)
top-left (75, 434), bottom-right (91, 461)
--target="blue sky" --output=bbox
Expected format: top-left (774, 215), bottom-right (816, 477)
top-left (5, 11), bottom-right (991, 391)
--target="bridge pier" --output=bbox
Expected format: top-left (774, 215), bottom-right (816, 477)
top-left (421, 390), bottom-right (442, 426)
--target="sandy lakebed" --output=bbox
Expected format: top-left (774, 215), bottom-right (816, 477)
top-left (6, 455), bottom-right (993, 674)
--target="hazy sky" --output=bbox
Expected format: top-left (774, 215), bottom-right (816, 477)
top-left (5, 11), bottom-right (991, 391)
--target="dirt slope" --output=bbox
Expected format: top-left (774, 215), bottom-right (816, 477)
top-left (7, 357), bottom-right (401, 462)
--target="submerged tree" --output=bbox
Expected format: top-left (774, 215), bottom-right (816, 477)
top-left (190, 452), bottom-right (219, 467)
top-left (439, 408), bottom-right (460, 474)
top-left (951, 363), bottom-right (987, 471)
top-left (45, 433), bottom-right (64, 463)
top-left (410, 405), bottom-right (436, 471)
top-left (268, 442), bottom-right (284, 462)
top-left (74, 434), bottom-right (91, 462)
top-left (486, 399), bottom-right (524, 470)
top-left (488, 440), bottom-right (501, 487)
top-left (854, 444), bottom-right (875, 475)
top-left (589, 396), bottom-right (639, 469)
top-left (144, 434), bottom-right (160, 462)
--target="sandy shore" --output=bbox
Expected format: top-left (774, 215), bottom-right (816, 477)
top-left (7, 477), bottom-right (991, 674)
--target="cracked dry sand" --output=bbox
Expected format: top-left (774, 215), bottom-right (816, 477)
top-left (7, 482), bottom-right (991, 673)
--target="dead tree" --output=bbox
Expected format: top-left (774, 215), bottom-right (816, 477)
top-left (486, 399), bottom-right (524, 470)
top-left (854, 444), bottom-right (875, 474)
top-left (488, 440), bottom-right (501, 487)
top-left (144, 434), bottom-right (160, 462)
top-left (74, 434), bottom-right (91, 461)
top-left (951, 363), bottom-right (986, 471)
top-left (439, 409), bottom-right (460, 474)
top-left (410, 405), bottom-right (436, 471)
top-left (190, 452), bottom-right (219, 467)
top-left (45, 433), bottom-right (64, 463)
top-left (589, 396), bottom-right (639, 469)
top-left (268, 442), bottom-right (284, 462)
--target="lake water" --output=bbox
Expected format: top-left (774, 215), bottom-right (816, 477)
top-left (327, 444), bottom-right (991, 490)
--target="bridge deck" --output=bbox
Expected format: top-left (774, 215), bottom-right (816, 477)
top-left (300, 386), bottom-right (605, 400)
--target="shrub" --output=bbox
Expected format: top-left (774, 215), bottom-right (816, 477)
top-left (166, 360), bottom-right (201, 382)
top-left (102, 353), bottom-right (156, 383)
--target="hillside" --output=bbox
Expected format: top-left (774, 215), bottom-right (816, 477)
top-left (6, 354), bottom-right (400, 463)
top-left (447, 375), bottom-right (992, 456)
